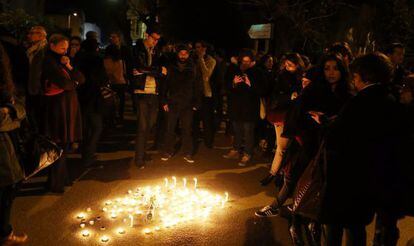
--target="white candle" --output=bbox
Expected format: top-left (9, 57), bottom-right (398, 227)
top-left (164, 178), bottom-right (168, 187)
top-left (80, 223), bottom-right (86, 228)
top-left (100, 235), bottom-right (110, 243)
top-left (143, 228), bottom-right (152, 234)
top-left (225, 192), bottom-right (229, 202)
top-left (77, 213), bottom-right (86, 219)
top-left (183, 178), bottom-right (187, 188)
top-left (81, 230), bottom-right (90, 237)
top-left (172, 176), bottom-right (177, 187)
top-left (117, 228), bottom-right (126, 235)
top-left (129, 214), bottom-right (134, 228)
top-left (193, 178), bottom-right (198, 189)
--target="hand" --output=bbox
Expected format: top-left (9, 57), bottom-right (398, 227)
top-left (244, 75), bottom-right (251, 87)
top-left (192, 107), bottom-right (198, 111)
top-left (163, 104), bottom-right (169, 112)
top-left (161, 66), bottom-right (168, 76)
top-left (233, 75), bottom-right (244, 84)
top-left (309, 111), bottom-right (325, 124)
top-left (291, 92), bottom-right (298, 100)
top-left (61, 56), bottom-right (73, 70)
top-left (197, 49), bottom-right (206, 58)
top-left (133, 69), bottom-right (144, 76)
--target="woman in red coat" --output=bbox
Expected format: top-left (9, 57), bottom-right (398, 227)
top-left (40, 34), bottom-right (84, 193)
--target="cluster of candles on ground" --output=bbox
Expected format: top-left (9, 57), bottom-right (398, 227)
top-left (75, 177), bottom-right (229, 243)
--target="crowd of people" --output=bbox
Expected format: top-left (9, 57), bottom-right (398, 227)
top-left (1, 22), bottom-right (414, 245)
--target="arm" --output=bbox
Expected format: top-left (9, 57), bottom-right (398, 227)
top-left (43, 56), bottom-right (76, 90)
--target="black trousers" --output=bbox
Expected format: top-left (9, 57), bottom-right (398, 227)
top-left (47, 151), bottom-right (68, 193)
top-left (111, 84), bottom-right (127, 120)
top-left (134, 94), bottom-right (159, 162)
top-left (164, 105), bottom-right (193, 155)
top-left (323, 224), bottom-right (366, 246)
top-left (193, 97), bottom-right (215, 148)
top-left (0, 185), bottom-right (17, 238)
top-left (82, 112), bottom-right (103, 165)
top-left (373, 210), bottom-right (400, 246)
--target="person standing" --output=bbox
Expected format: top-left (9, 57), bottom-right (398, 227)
top-left (41, 34), bottom-right (85, 193)
top-left (131, 25), bottom-right (166, 168)
top-left (223, 49), bottom-right (266, 166)
top-left (26, 25), bottom-right (48, 132)
top-left (193, 41), bottom-right (216, 149)
top-left (0, 41), bottom-right (28, 246)
top-left (160, 45), bottom-right (201, 163)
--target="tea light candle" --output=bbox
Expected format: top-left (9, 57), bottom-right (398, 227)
top-left (77, 213), bottom-right (86, 220)
top-left (100, 226), bottom-right (106, 231)
top-left (155, 226), bottom-right (161, 231)
top-left (183, 178), bottom-right (187, 188)
top-left (225, 192), bottom-right (229, 202)
top-left (89, 220), bottom-right (95, 225)
top-left (164, 178), bottom-right (168, 187)
top-left (117, 228), bottom-right (126, 234)
top-left (81, 230), bottom-right (90, 237)
top-left (143, 228), bottom-right (152, 234)
top-left (111, 213), bottom-right (117, 219)
top-left (80, 223), bottom-right (86, 228)
top-left (86, 207), bottom-right (92, 212)
top-left (129, 214), bottom-right (134, 227)
top-left (100, 235), bottom-right (110, 243)
top-left (172, 176), bottom-right (177, 187)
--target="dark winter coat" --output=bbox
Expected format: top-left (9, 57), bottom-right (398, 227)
top-left (160, 60), bottom-right (202, 109)
top-left (226, 65), bottom-right (267, 122)
top-left (40, 50), bottom-right (85, 144)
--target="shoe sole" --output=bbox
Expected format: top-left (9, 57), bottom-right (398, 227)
top-left (254, 212), bottom-right (279, 218)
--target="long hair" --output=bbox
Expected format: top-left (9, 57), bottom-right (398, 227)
top-left (319, 54), bottom-right (350, 98)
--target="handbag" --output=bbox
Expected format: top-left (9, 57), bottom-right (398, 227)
top-left (291, 139), bottom-right (327, 221)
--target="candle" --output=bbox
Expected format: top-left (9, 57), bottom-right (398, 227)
top-left (224, 192), bottom-right (229, 202)
top-left (183, 178), bottom-right (187, 188)
top-left (80, 223), bottom-right (86, 228)
top-left (193, 178), bottom-right (198, 189)
top-left (89, 220), bottom-right (95, 225)
top-left (105, 200), bottom-right (112, 206)
top-left (77, 213), bottom-right (86, 219)
top-left (143, 228), bottom-right (152, 234)
top-left (81, 230), bottom-right (90, 237)
top-left (129, 214), bottom-right (134, 228)
top-left (117, 228), bottom-right (126, 234)
top-left (111, 213), bottom-right (117, 219)
top-left (86, 207), bottom-right (92, 212)
top-left (102, 207), bottom-right (108, 212)
top-left (100, 235), bottom-right (110, 243)
top-left (155, 226), bottom-right (161, 231)
top-left (164, 178), bottom-right (168, 187)
top-left (172, 176), bottom-right (177, 187)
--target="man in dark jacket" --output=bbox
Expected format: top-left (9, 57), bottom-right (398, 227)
top-left (131, 25), bottom-right (166, 168)
top-left (160, 45), bottom-right (201, 163)
top-left (319, 53), bottom-right (405, 245)
top-left (223, 49), bottom-right (266, 166)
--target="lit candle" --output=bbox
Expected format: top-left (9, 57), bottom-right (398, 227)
top-left (143, 228), bottom-right (152, 234)
top-left (102, 207), bottom-right (108, 212)
top-left (105, 200), bottom-right (112, 206)
top-left (155, 226), bottom-right (161, 231)
top-left (172, 176), bottom-right (177, 187)
top-left (164, 178), bottom-right (168, 187)
top-left (111, 213), bottom-right (117, 219)
top-left (81, 230), bottom-right (90, 237)
top-left (225, 192), bottom-right (229, 202)
top-left (129, 214), bottom-right (134, 228)
top-left (100, 235), bottom-right (110, 243)
top-left (193, 178), bottom-right (198, 189)
top-left (77, 213), bottom-right (86, 219)
top-left (80, 223), bottom-right (86, 228)
top-left (117, 228), bottom-right (126, 235)
top-left (183, 178), bottom-right (187, 188)
top-left (89, 220), bottom-right (95, 225)
top-left (86, 207), bottom-right (92, 212)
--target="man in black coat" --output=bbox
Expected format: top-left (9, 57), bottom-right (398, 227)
top-left (223, 49), bottom-right (266, 166)
top-left (318, 53), bottom-right (405, 245)
top-left (160, 45), bottom-right (202, 163)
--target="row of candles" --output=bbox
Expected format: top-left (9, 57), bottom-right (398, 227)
top-left (75, 177), bottom-right (229, 244)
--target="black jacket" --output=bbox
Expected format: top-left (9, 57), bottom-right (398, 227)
top-left (160, 60), bottom-right (202, 109)
top-left (226, 65), bottom-right (267, 122)
top-left (75, 51), bottom-right (108, 114)
top-left (269, 70), bottom-right (302, 112)
top-left (130, 41), bottom-right (164, 92)
top-left (321, 84), bottom-right (405, 224)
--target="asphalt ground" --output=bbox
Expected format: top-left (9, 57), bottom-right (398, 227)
top-left (11, 99), bottom-right (414, 246)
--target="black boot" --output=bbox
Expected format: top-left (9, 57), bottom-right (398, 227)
top-left (260, 174), bottom-right (275, 186)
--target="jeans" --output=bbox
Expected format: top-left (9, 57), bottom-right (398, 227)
top-left (134, 94), bottom-right (159, 162)
top-left (0, 185), bottom-right (16, 238)
top-left (193, 97), bottom-right (215, 147)
top-left (82, 113), bottom-right (103, 164)
top-left (232, 121), bottom-right (255, 156)
top-left (164, 105), bottom-right (193, 155)
top-left (111, 84), bottom-right (127, 120)
top-left (323, 224), bottom-right (366, 246)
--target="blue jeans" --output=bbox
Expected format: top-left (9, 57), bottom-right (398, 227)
top-left (232, 121), bottom-right (255, 156)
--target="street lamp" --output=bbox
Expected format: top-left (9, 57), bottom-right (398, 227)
top-left (68, 12), bottom-right (78, 29)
